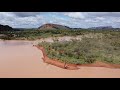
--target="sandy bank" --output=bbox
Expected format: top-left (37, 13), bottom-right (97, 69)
top-left (33, 36), bottom-right (82, 45)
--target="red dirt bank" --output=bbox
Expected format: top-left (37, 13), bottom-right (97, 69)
top-left (35, 45), bottom-right (79, 70)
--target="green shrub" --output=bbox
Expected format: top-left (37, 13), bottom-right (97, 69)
top-left (38, 32), bottom-right (120, 64)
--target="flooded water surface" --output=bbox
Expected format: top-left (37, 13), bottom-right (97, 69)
top-left (0, 40), bottom-right (120, 78)
top-left (0, 40), bottom-right (44, 78)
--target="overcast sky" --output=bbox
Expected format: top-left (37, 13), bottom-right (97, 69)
top-left (0, 12), bottom-right (120, 28)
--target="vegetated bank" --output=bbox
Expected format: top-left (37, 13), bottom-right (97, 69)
top-left (37, 31), bottom-right (120, 69)
top-left (0, 29), bottom-right (85, 40)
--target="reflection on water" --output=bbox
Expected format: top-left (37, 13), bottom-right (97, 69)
top-left (0, 40), bottom-right (33, 46)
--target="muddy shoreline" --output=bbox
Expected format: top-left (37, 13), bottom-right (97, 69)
top-left (36, 45), bottom-right (120, 70)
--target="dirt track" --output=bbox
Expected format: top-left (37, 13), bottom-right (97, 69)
top-left (0, 40), bottom-right (120, 78)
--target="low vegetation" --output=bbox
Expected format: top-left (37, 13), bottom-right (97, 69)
top-left (0, 29), bottom-right (120, 40)
top-left (38, 32), bottom-right (120, 64)
top-left (0, 29), bottom-right (85, 40)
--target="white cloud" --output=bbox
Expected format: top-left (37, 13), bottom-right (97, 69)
top-left (0, 12), bottom-right (45, 28)
top-left (95, 17), bottom-right (105, 20)
top-left (0, 12), bottom-right (16, 26)
top-left (64, 12), bottom-right (85, 19)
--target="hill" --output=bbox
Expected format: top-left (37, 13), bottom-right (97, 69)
top-left (0, 24), bottom-right (13, 31)
top-left (38, 23), bottom-right (71, 30)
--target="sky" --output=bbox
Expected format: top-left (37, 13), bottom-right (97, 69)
top-left (0, 12), bottom-right (120, 28)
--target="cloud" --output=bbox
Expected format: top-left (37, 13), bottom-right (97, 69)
top-left (64, 12), bottom-right (85, 19)
top-left (0, 12), bottom-right (16, 26)
top-left (85, 12), bottom-right (120, 17)
top-left (95, 17), bottom-right (105, 20)
top-left (0, 12), bottom-right (120, 28)
top-left (0, 12), bottom-right (45, 28)
top-left (13, 12), bottom-right (41, 17)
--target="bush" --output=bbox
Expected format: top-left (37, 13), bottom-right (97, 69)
top-left (38, 32), bottom-right (120, 64)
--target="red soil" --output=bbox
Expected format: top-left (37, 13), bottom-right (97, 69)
top-left (35, 45), bottom-right (120, 70)
top-left (80, 61), bottom-right (120, 69)
top-left (35, 45), bottom-right (79, 70)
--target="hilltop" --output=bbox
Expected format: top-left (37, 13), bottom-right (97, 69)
top-left (38, 23), bottom-right (71, 30)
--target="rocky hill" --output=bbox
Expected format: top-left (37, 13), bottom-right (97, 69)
top-left (0, 24), bottom-right (13, 31)
top-left (38, 23), bottom-right (71, 30)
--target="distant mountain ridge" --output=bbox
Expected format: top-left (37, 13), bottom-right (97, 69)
top-left (38, 23), bottom-right (71, 30)
top-left (89, 26), bottom-right (113, 29)
top-left (0, 23), bottom-right (120, 31)
top-left (38, 24), bottom-right (117, 30)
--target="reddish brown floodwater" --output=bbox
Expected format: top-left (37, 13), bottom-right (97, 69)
top-left (0, 40), bottom-right (120, 78)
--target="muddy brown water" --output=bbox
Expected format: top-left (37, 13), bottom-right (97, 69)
top-left (0, 40), bottom-right (120, 78)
